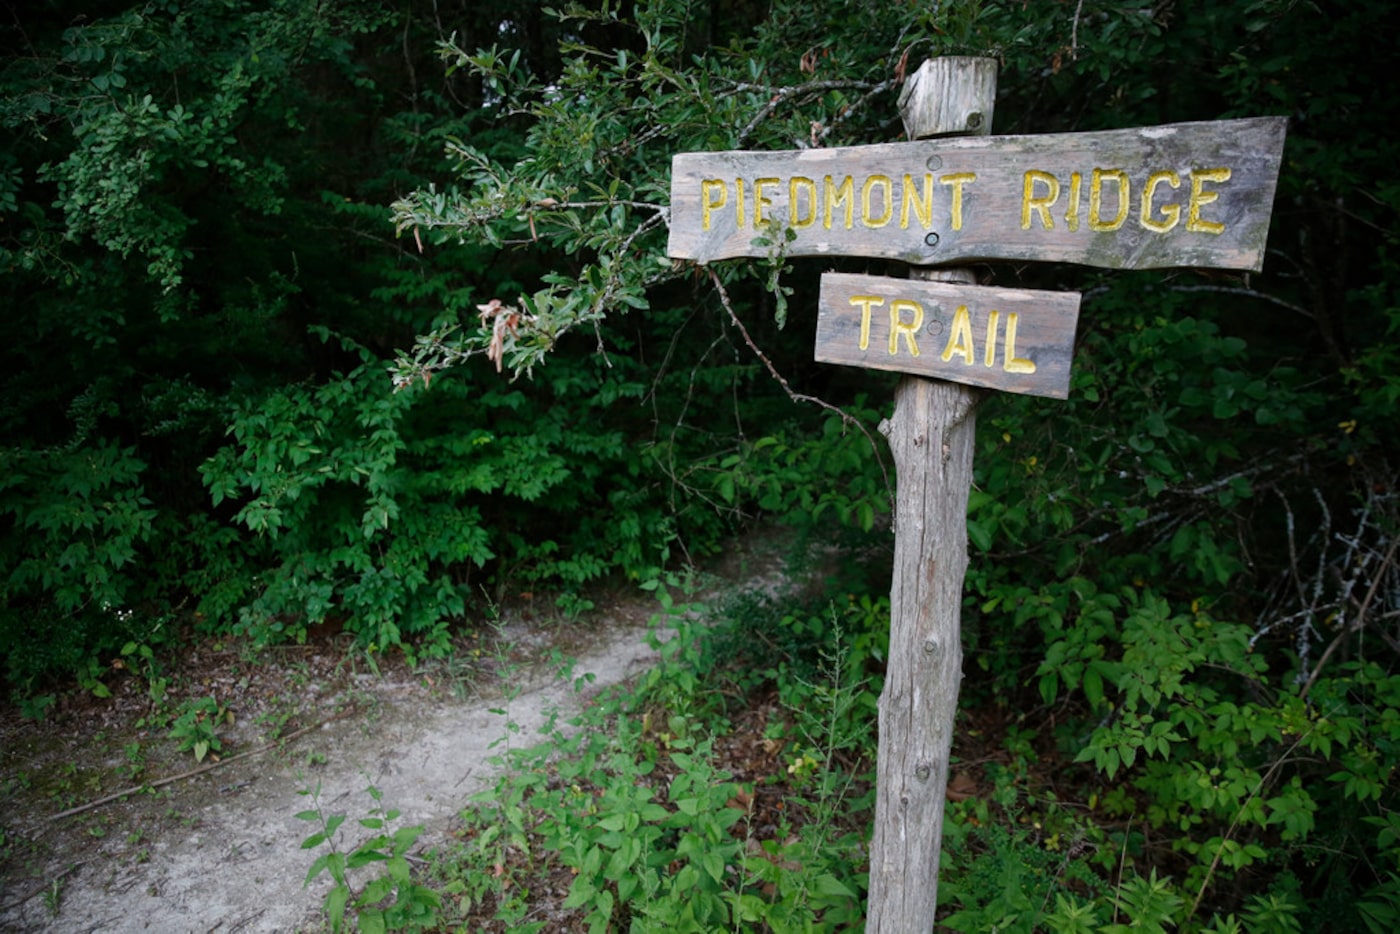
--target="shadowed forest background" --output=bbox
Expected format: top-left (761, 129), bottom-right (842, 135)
top-left (3, 0), bottom-right (1399, 929)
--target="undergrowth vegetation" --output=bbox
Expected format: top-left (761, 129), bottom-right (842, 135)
top-left (367, 558), bottom-right (1396, 932)
top-left (3, 0), bottom-right (1399, 929)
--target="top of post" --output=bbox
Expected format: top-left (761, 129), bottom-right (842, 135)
top-left (897, 57), bottom-right (998, 140)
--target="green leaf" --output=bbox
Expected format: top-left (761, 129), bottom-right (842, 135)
top-left (359, 877), bottom-right (393, 904)
top-left (967, 519), bottom-right (992, 552)
top-left (324, 885), bottom-right (349, 933)
top-left (347, 848), bottom-right (389, 870)
top-left (701, 847), bottom-right (725, 883)
top-left (357, 907), bottom-right (386, 934)
top-left (305, 852), bottom-right (330, 883)
top-left (563, 878), bottom-right (596, 910)
top-left (814, 873), bottom-right (856, 898)
top-left (1083, 665), bottom-right (1105, 709)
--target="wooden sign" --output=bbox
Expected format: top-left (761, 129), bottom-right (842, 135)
top-left (815, 273), bottom-right (1080, 399)
top-left (668, 116), bottom-right (1286, 272)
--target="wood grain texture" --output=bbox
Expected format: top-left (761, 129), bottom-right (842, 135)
top-left (870, 373), bottom-right (977, 934)
top-left (814, 272), bottom-right (1080, 399)
top-left (897, 57), bottom-right (997, 141)
top-left (866, 56), bottom-right (994, 934)
top-left (667, 116), bottom-right (1286, 271)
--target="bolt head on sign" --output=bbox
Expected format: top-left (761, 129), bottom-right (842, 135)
top-left (814, 273), bottom-right (1080, 399)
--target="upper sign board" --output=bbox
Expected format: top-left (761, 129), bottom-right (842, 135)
top-left (668, 116), bottom-right (1286, 272)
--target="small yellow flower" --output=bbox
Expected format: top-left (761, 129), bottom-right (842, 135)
top-left (1339, 419), bottom-right (1358, 434)
top-left (787, 752), bottom-right (820, 779)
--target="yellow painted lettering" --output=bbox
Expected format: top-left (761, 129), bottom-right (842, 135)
top-left (1002, 313), bottom-right (1036, 374)
top-left (941, 304), bottom-right (975, 364)
top-left (1089, 168), bottom-right (1130, 232)
top-left (1187, 167), bottom-right (1231, 234)
top-left (900, 174), bottom-right (934, 230)
top-left (789, 176), bottom-right (817, 229)
top-left (862, 175), bottom-right (893, 228)
top-left (1021, 171), bottom-right (1059, 230)
top-left (1066, 171), bottom-right (1083, 232)
top-left (940, 172), bottom-right (976, 231)
top-left (753, 177), bottom-right (778, 230)
top-left (984, 310), bottom-right (1000, 368)
top-left (824, 175), bottom-right (854, 230)
top-left (849, 295), bottom-right (884, 351)
top-left (1141, 170), bottom-right (1181, 233)
top-left (735, 178), bottom-right (746, 229)
top-left (889, 299), bottom-right (923, 356)
top-left (701, 180), bottom-right (727, 231)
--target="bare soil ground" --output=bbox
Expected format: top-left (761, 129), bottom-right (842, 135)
top-left (0, 546), bottom-right (791, 934)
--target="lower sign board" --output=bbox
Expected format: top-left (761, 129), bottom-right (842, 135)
top-left (814, 272), bottom-right (1080, 399)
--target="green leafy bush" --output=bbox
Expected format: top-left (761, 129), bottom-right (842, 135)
top-left (298, 782), bottom-right (441, 934)
top-left (435, 586), bottom-right (869, 932)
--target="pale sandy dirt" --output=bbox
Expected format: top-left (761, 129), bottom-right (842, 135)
top-left (0, 539), bottom-right (800, 933)
top-left (1, 614), bottom-right (664, 933)
top-left (0, 610), bottom-right (666, 929)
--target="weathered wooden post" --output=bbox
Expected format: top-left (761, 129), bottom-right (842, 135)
top-left (865, 56), bottom-right (996, 932)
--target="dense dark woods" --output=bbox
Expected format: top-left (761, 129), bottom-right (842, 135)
top-left (3, 0), bottom-right (1400, 929)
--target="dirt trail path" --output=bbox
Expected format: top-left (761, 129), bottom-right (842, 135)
top-left (0, 609), bottom-right (670, 933)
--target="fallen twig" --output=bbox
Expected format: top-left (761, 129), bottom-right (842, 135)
top-left (44, 706), bottom-right (357, 824)
top-left (0, 857), bottom-right (94, 913)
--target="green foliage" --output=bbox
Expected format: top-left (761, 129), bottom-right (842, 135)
top-left (1010, 582), bottom-right (1400, 928)
top-left (433, 589), bottom-right (869, 932)
top-left (297, 782), bottom-right (441, 934)
top-left (938, 822), bottom-right (1108, 933)
top-left (0, 441), bottom-right (156, 617)
top-left (0, 0), bottom-right (438, 682)
top-left (197, 325), bottom-right (712, 652)
top-left (200, 359), bottom-right (471, 654)
top-left (3, 1), bottom-right (1400, 927)
top-left (168, 695), bottom-right (226, 763)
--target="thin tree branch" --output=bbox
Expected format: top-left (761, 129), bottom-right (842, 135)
top-left (1170, 284), bottom-right (1314, 320)
top-left (704, 266), bottom-right (893, 506)
top-left (1070, 0), bottom-right (1086, 59)
top-left (1300, 536), bottom-right (1400, 701)
top-left (731, 79), bottom-right (888, 146)
top-left (1187, 721), bottom-right (1318, 921)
